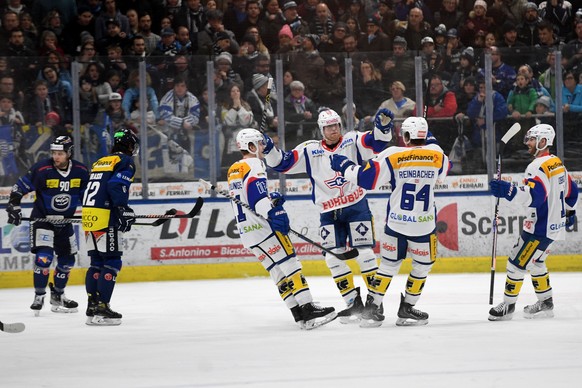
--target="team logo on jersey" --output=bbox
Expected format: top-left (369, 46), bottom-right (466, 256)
top-left (51, 194), bottom-right (71, 212)
top-left (324, 173), bottom-right (348, 196)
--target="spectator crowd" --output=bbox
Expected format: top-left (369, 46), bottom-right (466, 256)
top-left (1, 0), bottom-right (581, 184)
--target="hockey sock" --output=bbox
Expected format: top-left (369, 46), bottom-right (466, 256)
top-left (369, 272), bottom-right (392, 305)
top-left (333, 271), bottom-right (356, 303)
top-left (53, 267), bottom-right (70, 292)
top-left (289, 270), bottom-right (311, 306)
top-left (97, 267), bottom-right (118, 304)
top-left (85, 266), bottom-right (100, 295)
top-left (33, 250), bottom-right (54, 294)
top-left (503, 275), bottom-right (524, 301)
top-left (276, 277), bottom-right (294, 302)
top-left (531, 272), bottom-right (552, 299)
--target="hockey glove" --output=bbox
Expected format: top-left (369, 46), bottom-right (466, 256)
top-left (269, 192), bottom-right (285, 207)
top-left (268, 205), bottom-right (290, 235)
top-left (330, 154), bottom-right (355, 175)
top-left (6, 204), bottom-right (22, 226)
top-left (115, 205), bottom-right (136, 233)
top-left (566, 210), bottom-right (577, 228)
top-left (490, 180), bottom-right (517, 201)
top-left (263, 133), bottom-right (275, 155)
top-left (374, 108), bottom-right (394, 134)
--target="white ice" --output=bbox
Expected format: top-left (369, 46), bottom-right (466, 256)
top-left (1, 273), bottom-right (581, 388)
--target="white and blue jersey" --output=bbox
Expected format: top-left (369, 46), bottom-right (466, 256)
top-left (264, 128), bottom-right (391, 213)
top-left (343, 143), bottom-right (449, 237)
top-left (511, 154), bottom-right (578, 241)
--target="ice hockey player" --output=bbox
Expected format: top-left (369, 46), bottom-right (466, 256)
top-left (82, 128), bottom-right (139, 326)
top-left (6, 135), bottom-right (89, 315)
top-left (227, 128), bottom-right (337, 329)
top-left (262, 108), bottom-right (394, 324)
top-left (488, 124), bottom-right (578, 321)
top-left (330, 116), bottom-right (449, 327)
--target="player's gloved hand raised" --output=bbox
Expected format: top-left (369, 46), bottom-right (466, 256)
top-left (263, 133), bottom-right (275, 155)
top-left (374, 108), bottom-right (394, 134)
top-left (269, 192), bottom-right (285, 207)
top-left (330, 154), bottom-right (355, 174)
top-left (490, 180), bottom-right (517, 201)
top-left (566, 210), bottom-right (577, 227)
top-left (268, 205), bottom-right (290, 235)
top-left (115, 205), bottom-right (136, 233)
top-left (6, 204), bottom-right (22, 226)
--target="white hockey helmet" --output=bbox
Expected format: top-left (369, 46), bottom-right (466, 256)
top-left (524, 123), bottom-right (554, 151)
top-left (236, 128), bottom-right (264, 155)
top-left (317, 109), bottom-right (342, 138)
top-left (401, 116), bottom-right (428, 144)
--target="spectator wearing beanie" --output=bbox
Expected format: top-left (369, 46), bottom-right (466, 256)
top-left (498, 21), bottom-right (529, 68)
top-left (460, 0), bottom-right (495, 47)
top-left (246, 73), bottom-right (278, 133)
top-left (450, 47), bottom-right (478, 94)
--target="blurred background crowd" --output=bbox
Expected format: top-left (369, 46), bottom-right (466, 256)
top-left (0, 0), bottom-right (581, 187)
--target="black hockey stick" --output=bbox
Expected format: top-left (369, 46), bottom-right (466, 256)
top-left (0, 320), bottom-right (25, 333)
top-left (490, 123), bottom-right (521, 305)
top-left (20, 197), bottom-right (204, 225)
top-left (200, 179), bottom-right (359, 261)
top-left (258, 77), bottom-right (273, 134)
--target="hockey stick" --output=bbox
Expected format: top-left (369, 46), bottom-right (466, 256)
top-left (258, 77), bottom-right (273, 134)
top-left (0, 321), bottom-right (25, 333)
top-left (20, 197), bottom-right (204, 225)
top-left (199, 179), bottom-right (359, 261)
top-left (490, 122), bottom-right (521, 305)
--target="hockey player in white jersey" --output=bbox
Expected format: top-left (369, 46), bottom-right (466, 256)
top-left (488, 124), bottom-right (578, 321)
top-left (262, 108), bottom-right (394, 324)
top-left (330, 116), bottom-right (449, 327)
top-left (227, 128), bottom-right (337, 329)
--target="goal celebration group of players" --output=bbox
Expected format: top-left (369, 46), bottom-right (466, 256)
top-left (3, 106), bottom-right (579, 329)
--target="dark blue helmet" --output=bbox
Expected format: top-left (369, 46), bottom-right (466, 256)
top-left (50, 135), bottom-right (74, 156)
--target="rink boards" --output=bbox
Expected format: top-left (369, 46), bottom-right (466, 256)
top-left (0, 176), bottom-right (580, 288)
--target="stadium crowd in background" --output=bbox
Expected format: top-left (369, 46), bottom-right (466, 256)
top-left (0, 0), bottom-right (581, 184)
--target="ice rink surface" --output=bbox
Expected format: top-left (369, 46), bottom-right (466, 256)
top-left (1, 272), bottom-right (581, 388)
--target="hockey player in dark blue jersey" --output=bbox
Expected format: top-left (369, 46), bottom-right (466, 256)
top-left (82, 128), bottom-right (139, 326)
top-left (6, 135), bottom-right (89, 316)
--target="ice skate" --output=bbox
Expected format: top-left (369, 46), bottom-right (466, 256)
top-left (359, 295), bottom-right (385, 328)
top-left (49, 283), bottom-right (78, 313)
top-left (523, 297), bottom-right (554, 319)
top-left (300, 302), bottom-right (337, 330)
top-left (337, 287), bottom-right (364, 324)
top-left (85, 294), bottom-right (99, 325)
top-left (290, 305), bottom-right (306, 329)
top-left (87, 302), bottom-right (122, 326)
top-left (396, 294), bottom-right (428, 326)
top-left (488, 301), bottom-right (515, 321)
top-left (30, 294), bottom-right (45, 317)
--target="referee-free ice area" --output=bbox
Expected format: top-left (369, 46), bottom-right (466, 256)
top-left (1, 273), bottom-right (581, 388)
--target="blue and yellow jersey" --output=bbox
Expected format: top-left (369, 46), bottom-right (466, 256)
top-left (12, 158), bottom-right (89, 218)
top-left (81, 153), bottom-right (135, 231)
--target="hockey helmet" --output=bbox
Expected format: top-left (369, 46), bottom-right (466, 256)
top-left (524, 123), bottom-right (554, 151)
top-left (113, 128), bottom-right (140, 156)
top-left (236, 128), bottom-right (264, 155)
top-left (401, 116), bottom-right (428, 144)
top-left (317, 109), bottom-right (342, 138)
top-left (50, 135), bottom-right (74, 157)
